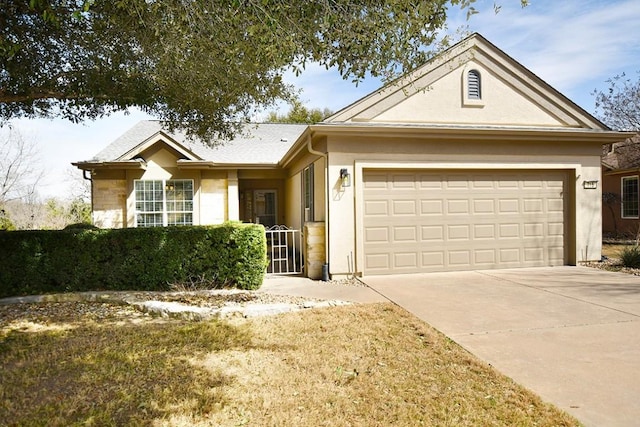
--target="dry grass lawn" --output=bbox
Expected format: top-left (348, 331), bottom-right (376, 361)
top-left (0, 302), bottom-right (580, 426)
top-left (602, 244), bottom-right (629, 259)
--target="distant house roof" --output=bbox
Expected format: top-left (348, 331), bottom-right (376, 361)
top-left (602, 134), bottom-right (640, 172)
top-left (87, 121), bottom-right (308, 166)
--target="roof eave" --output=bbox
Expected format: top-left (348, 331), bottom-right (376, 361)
top-left (279, 127), bottom-right (315, 168)
top-left (176, 160), bottom-right (282, 170)
top-left (310, 123), bottom-right (633, 143)
top-left (603, 167), bottom-right (640, 176)
top-left (72, 160), bottom-right (147, 171)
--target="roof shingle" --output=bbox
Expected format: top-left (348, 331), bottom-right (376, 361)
top-left (602, 134), bottom-right (640, 171)
top-left (89, 121), bottom-right (308, 165)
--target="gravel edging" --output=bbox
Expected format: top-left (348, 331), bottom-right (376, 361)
top-left (0, 288), bottom-right (352, 324)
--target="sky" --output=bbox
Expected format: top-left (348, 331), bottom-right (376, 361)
top-left (6, 0), bottom-right (640, 200)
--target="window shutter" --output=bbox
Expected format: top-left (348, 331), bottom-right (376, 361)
top-left (468, 70), bottom-right (481, 99)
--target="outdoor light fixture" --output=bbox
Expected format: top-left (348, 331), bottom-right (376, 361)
top-left (340, 168), bottom-right (351, 187)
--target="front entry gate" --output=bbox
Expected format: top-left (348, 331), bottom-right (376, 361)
top-left (265, 225), bottom-right (303, 275)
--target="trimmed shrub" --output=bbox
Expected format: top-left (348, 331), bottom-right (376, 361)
top-left (0, 223), bottom-right (268, 298)
top-left (63, 222), bottom-right (99, 230)
top-left (619, 245), bottom-right (640, 269)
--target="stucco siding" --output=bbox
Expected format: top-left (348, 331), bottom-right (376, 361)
top-left (284, 173), bottom-right (301, 230)
top-left (374, 62), bottom-right (563, 127)
top-left (200, 175), bottom-right (228, 225)
top-left (325, 135), bottom-right (602, 277)
top-left (313, 157), bottom-right (326, 222)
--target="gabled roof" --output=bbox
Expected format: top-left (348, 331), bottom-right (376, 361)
top-left (324, 33), bottom-right (608, 131)
top-left (602, 134), bottom-right (640, 172)
top-left (77, 32), bottom-right (632, 172)
top-left (77, 121), bottom-right (307, 168)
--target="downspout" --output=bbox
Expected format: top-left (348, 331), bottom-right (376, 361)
top-left (82, 169), bottom-right (95, 225)
top-left (306, 135), bottom-right (330, 278)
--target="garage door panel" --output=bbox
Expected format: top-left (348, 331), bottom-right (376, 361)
top-left (473, 199), bottom-right (495, 213)
top-left (393, 200), bottom-right (417, 215)
top-left (448, 225), bottom-right (470, 240)
top-left (474, 249), bottom-right (496, 264)
top-left (445, 176), bottom-right (470, 189)
top-left (447, 199), bottom-right (470, 214)
top-left (422, 225), bottom-right (444, 241)
top-left (365, 253), bottom-right (389, 271)
top-left (419, 175), bottom-right (444, 189)
top-left (394, 226), bottom-right (417, 242)
top-left (421, 200), bottom-right (443, 215)
top-left (524, 248), bottom-right (545, 262)
top-left (524, 223), bottom-right (544, 237)
top-left (499, 223), bottom-right (520, 238)
top-left (364, 200), bottom-right (389, 216)
top-left (524, 199), bottom-right (544, 213)
top-left (548, 198), bottom-right (564, 212)
top-left (363, 169), bottom-right (567, 274)
top-left (365, 227), bottom-right (389, 243)
top-left (499, 248), bottom-right (521, 263)
top-left (548, 222), bottom-right (564, 236)
top-left (392, 174), bottom-right (417, 189)
top-left (499, 199), bottom-right (520, 213)
top-left (395, 252), bottom-right (418, 268)
top-left (422, 251), bottom-right (445, 267)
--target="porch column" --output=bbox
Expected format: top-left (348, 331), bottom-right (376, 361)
top-left (227, 170), bottom-right (239, 221)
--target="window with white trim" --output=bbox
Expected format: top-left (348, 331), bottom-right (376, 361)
top-left (303, 164), bottom-right (314, 222)
top-left (622, 176), bottom-right (639, 219)
top-left (135, 179), bottom-right (194, 227)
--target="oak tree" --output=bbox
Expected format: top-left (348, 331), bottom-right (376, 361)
top-left (1, 0), bottom-right (528, 140)
top-left (267, 100), bottom-right (332, 124)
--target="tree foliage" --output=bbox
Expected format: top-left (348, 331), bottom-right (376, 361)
top-left (0, 0), bottom-right (528, 141)
top-left (594, 71), bottom-right (640, 131)
top-left (1, 197), bottom-right (92, 230)
top-left (267, 101), bottom-right (332, 124)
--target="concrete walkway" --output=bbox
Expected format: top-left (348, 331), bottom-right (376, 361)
top-left (259, 275), bottom-right (388, 304)
top-left (362, 266), bottom-right (640, 427)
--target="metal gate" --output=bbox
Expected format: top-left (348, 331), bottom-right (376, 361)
top-left (265, 225), bottom-right (303, 275)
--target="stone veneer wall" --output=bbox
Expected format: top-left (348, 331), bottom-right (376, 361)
top-left (304, 222), bottom-right (325, 280)
top-left (92, 179), bottom-right (127, 228)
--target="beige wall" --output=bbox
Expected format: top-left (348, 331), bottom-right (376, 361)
top-left (374, 61), bottom-right (563, 127)
top-left (284, 173), bottom-right (302, 230)
top-left (323, 135), bottom-right (603, 277)
top-left (284, 155), bottom-right (326, 231)
top-left (91, 170), bottom-right (127, 228)
top-left (313, 157), bottom-right (326, 222)
top-left (91, 147), bottom-right (230, 228)
top-left (200, 170), bottom-right (229, 225)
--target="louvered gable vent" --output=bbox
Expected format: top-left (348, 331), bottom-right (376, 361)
top-left (468, 69), bottom-right (481, 99)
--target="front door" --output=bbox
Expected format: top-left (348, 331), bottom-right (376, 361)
top-left (254, 190), bottom-right (277, 227)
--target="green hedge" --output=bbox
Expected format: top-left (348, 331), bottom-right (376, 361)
top-left (0, 223), bottom-right (268, 298)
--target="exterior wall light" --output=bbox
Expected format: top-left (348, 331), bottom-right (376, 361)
top-left (340, 168), bottom-right (351, 187)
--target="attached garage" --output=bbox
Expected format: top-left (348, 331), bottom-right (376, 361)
top-left (362, 169), bottom-right (570, 274)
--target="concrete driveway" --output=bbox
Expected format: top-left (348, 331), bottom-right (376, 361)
top-left (362, 266), bottom-right (640, 427)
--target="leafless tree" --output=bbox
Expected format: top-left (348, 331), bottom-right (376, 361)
top-left (64, 166), bottom-right (91, 202)
top-left (0, 126), bottom-right (44, 203)
top-left (593, 71), bottom-right (640, 132)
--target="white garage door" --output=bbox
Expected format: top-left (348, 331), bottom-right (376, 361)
top-left (362, 170), bottom-right (567, 274)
